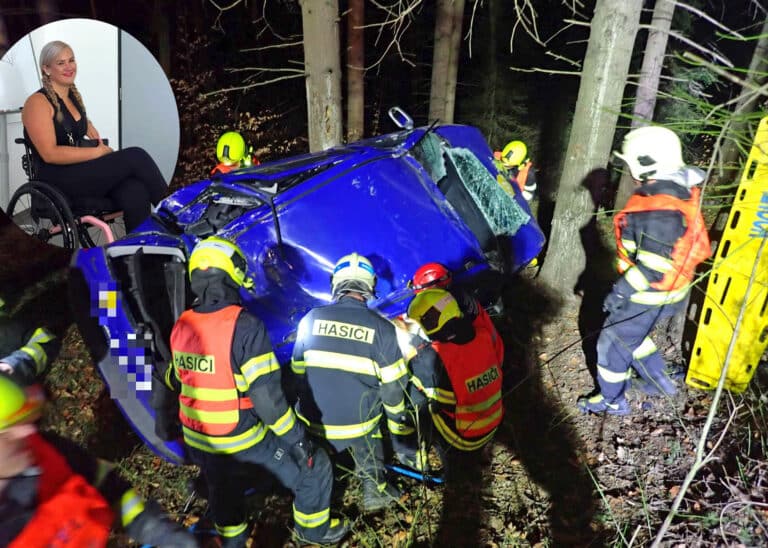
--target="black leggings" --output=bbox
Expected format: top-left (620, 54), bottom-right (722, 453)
top-left (38, 147), bottom-right (168, 232)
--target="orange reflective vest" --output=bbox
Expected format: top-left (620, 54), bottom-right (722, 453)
top-left (170, 306), bottom-right (254, 437)
top-left (431, 311), bottom-right (504, 446)
top-left (515, 161), bottom-right (532, 192)
top-left (9, 434), bottom-right (113, 548)
top-left (614, 186), bottom-right (711, 291)
top-left (210, 162), bottom-right (237, 176)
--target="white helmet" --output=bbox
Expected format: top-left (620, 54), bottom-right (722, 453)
top-left (331, 252), bottom-right (377, 300)
top-left (614, 126), bottom-right (685, 181)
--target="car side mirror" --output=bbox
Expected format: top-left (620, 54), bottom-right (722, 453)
top-left (388, 106), bottom-right (414, 130)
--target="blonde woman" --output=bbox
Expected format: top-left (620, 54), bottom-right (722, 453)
top-left (22, 40), bottom-right (167, 232)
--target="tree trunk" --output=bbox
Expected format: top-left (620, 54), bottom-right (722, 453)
top-left (0, 15), bottom-right (8, 59)
top-left (443, 0), bottom-right (465, 123)
top-left (429, 0), bottom-right (456, 123)
top-left (615, 0), bottom-right (675, 210)
top-left (300, 0), bottom-right (343, 151)
top-left (36, 0), bottom-right (57, 25)
top-left (539, 0), bottom-right (643, 296)
top-left (152, 0), bottom-right (172, 76)
top-left (346, 0), bottom-right (364, 142)
top-left (719, 14), bottom-right (768, 171)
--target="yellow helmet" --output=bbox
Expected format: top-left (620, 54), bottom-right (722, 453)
top-left (216, 131), bottom-right (246, 165)
top-left (500, 140), bottom-right (527, 168)
top-left (188, 236), bottom-right (253, 289)
top-left (0, 375), bottom-right (45, 430)
top-left (331, 252), bottom-right (377, 299)
top-left (407, 288), bottom-right (462, 336)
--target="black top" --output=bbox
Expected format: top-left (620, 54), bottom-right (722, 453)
top-left (23, 88), bottom-right (87, 154)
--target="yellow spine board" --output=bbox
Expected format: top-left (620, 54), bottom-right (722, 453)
top-left (687, 117), bottom-right (768, 393)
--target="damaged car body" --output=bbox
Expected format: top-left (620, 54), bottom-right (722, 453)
top-left (70, 110), bottom-right (546, 464)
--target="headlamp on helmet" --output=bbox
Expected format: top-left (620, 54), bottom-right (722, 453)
top-left (407, 288), bottom-right (462, 336)
top-left (331, 253), bottom-right (377, 300)
top-left (188, 236), bottom-right (253, 289)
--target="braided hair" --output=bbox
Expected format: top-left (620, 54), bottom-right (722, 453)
top-left (39, 41), bottom-right (87, 124)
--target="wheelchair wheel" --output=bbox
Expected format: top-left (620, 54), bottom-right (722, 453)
top-left (6, 182), bottom-right (78, 249)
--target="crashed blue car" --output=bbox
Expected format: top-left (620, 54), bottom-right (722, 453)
top-left (70, 109), bottom-right (546, 464)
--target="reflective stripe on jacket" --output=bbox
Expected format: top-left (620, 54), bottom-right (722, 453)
top-left (614, 186), bottom-right (711, 293)
top-left (9, 433), bottom-right (113, 548)
top-left (170, 305), bottom-right (262, 453)
top-left (431, 309), bottom-right (504, 450)
top-left (291, 297), bottom-right (410, 448)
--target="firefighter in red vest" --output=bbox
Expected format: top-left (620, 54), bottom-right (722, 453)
top-left (166, 237), bottom-right (347, 546)
top-left (210, 132), bottom-right (258, 176)
top-left (408, 262), bottom-right (480, 322)
top-left (0, 373), bottom-right (197, 547)
top-left (406, 289), bottom-right (504, 453)
top-left (494, 140), bottom-right (538, 201)
top-left (578, 126), bottom-right (712, 416)
top-left (291, 253), bottom-right (412, 512)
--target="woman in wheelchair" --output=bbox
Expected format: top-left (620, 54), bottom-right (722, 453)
top-left (21, 40), bottom-right (167, 232)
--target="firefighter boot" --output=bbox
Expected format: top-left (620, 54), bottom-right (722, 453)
top-left (633, 372), bottom-right (677, 397)
top-left (295, 517), bottom-right (350, 546)
top-left (577, 394), bottom-right (631, 416)
top-left (362, 480), bottom-right (402, 512)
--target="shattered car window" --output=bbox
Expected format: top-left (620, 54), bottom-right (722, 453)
top-left (447, 147), bottom-right (531, 235)
top-left (412, 132), bottom-right (447, 183)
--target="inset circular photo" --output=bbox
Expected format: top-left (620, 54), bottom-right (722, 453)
top-left (0, 17), bottom-right (179, 251)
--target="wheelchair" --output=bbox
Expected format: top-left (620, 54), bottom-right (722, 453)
top-left (5, 137), bottom-right (125, 249)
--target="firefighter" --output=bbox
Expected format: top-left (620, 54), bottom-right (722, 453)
top-left (166, 236), bottom-right (348, 547)
top-left (578, 126), bottom-right (712, 415)
top-left (210, 131), bottom-right (257, 176)
top-left (0, 373), bottom-right (197, 547)
top-left (406, 289), bottom-right (504, 453)
top-left (408, 262), bottom-right (480, 322)
top-left (0, 323), bottom-right (59, 386)
top-left (290, 252), bottom-right (411, 512)
top-left (494, 140), bottom-right (538, 201)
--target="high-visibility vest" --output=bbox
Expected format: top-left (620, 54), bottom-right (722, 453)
top-left (432, 318), bottom-right (503, 443)
top-left (170, 306), bottom-right (254, 437)
top-left (9, 433), bottom-right (113, 548)
top-left (614, 186), bottom-right (712, 291)
top-left (515, 161), bottom-right (531, 191)
top-left (210, 162), bottom-right (237, 175)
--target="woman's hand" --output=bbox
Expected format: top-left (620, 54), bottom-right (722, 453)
top-left (95, 141), bottom-right (113, 158)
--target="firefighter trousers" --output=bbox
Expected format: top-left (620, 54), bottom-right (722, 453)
top-left (596, 297), bottom-right (683, 402)
top-left (188, 430), bottom-right (334, 543)
top-left (344, 432), bottom-right (387, 488)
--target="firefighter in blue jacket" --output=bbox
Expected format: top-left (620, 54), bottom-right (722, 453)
top-left (578, 126), bottom-right (712, 415)
top-left (291, 253), bottom-right (412, 512)
top-left (166, 236), bottom-right (348, 546)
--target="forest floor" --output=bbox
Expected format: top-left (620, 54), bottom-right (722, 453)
top-left (38, 266), bottom-right (768, 548)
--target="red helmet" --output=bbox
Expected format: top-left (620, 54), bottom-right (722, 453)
top-left (410, 262), bottom-right (452, 292)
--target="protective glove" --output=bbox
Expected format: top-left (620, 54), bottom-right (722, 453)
top-left (124, 500), bottom-right (199, 547)
top-left (290, 437), bottom-right (315, 470)
top-left (603, 278), bottom-right (633, 315)
top-left (602, 291), bottom-right (627, 315)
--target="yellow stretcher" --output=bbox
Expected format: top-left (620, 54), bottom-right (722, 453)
top-left (686, 117), bottom-right (768, 393)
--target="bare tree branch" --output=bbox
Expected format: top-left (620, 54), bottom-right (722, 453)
top-left (200, 73), bottom-right (305, 97)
